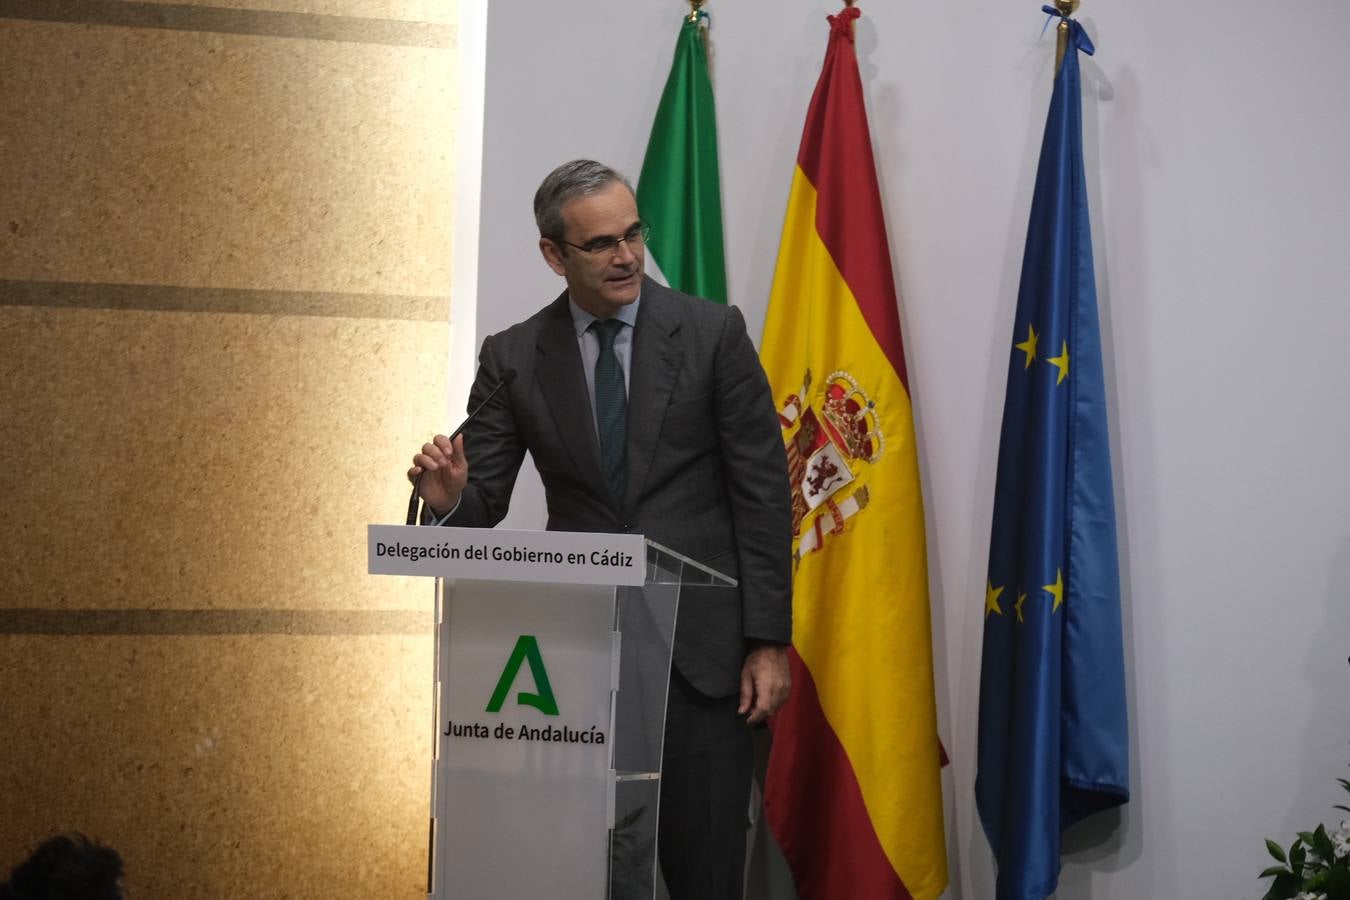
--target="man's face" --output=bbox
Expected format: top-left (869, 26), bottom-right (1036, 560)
top-left (539, 181), bottom-right (644, 318)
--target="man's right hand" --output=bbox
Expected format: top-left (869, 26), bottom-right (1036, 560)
top-left (408, 434), bottom-right (469, 517)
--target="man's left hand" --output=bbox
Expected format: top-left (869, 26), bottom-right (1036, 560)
top-left (738, 645), bottom-right (791, 724)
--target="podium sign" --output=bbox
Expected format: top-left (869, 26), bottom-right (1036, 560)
top-left (368, 526), bottom-right (735, 900)
top-left (435, 579), bottom-right (615, 898)
top-left (368, 525), bottom-right (645, 586)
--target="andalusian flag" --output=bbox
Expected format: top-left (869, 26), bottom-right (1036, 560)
top-left (976, 10), bottom-right (1129, 899)
top-left (760, 7), bottom-right (947, 899)
top-left (636, 10), bottom-right (727, 304)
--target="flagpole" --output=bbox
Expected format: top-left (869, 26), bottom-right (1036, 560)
top-left (1054, 0), bottom-right (1079, 76)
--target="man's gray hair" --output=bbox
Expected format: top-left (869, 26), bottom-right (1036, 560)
top-left (533, 160), bottom-right (633, 242)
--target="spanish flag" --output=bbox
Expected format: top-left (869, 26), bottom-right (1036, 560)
top-left (760, 7), bottom-right (948, 899)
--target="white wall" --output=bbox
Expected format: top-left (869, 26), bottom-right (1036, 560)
top-left (467, 1), bottom-right (1350, 897)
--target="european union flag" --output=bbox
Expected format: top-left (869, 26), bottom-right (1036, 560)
top-left (975, 9), bottom-right (1130, 900)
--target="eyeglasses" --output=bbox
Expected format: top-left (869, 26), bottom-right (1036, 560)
top-left (558, 222), bottom-right (652, 257)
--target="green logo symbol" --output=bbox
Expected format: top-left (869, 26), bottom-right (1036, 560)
top-left (486, 635), bottom-right (559, 715)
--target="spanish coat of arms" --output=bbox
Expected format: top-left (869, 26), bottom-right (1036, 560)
top-left (777, 369), bottom-right (884, 561)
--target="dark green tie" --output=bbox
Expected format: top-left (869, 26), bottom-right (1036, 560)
top-left (591, 318), bottom-right (627, 503)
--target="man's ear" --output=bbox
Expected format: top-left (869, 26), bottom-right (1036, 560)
top-left (539, 237), bottom-right (567, 276)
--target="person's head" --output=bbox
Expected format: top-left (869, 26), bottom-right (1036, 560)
top-left (0, 834), bottom-right (124, 900)
top-left (534, 160), bottom-right (646, 318)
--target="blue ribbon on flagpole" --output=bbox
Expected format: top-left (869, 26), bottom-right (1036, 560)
top-left (1040, 5), bottom-right (1095, 56)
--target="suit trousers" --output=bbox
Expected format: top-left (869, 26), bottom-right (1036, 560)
top-left (657, 668), bottom-right (755, 900)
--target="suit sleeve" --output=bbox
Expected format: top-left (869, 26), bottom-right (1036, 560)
top-left (442, 334), bottom-right (526, 528)
top-left (713, 306), bottom-right (794, 645)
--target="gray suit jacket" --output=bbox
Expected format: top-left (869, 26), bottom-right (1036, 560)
top-left (444, 277), bottom-right (793, 696)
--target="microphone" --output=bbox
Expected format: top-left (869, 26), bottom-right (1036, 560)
top-left (405, 367), bottom-right (518, 526)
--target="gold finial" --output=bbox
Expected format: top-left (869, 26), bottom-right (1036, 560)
top-left (1054, 0), bottom-right (1080, 76)
top-left (687, 0), bottom-right (705, 22)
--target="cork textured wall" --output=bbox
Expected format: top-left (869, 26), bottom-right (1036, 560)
top-left (0, 2), bottom-right (455, 896)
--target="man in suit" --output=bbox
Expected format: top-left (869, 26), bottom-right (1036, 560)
top-left (410, 160), bottom-right (792, 900)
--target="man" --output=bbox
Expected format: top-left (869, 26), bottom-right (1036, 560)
top-left (410, 159), bottom-right (792, 899)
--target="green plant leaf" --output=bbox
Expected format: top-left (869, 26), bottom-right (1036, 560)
top-left (1300, 831), bottom-right (1318, 847)
top-left (1292, 842), bottom-right (1307, 874)
top-left (1315, 824), bottom-right (1336, 861)
top-left (1268, 839), bottom-right (1289, 863)
top-left (1323, 863), bottom-right (1350, 896)
top-left (1338, 777), bottom-right (1350, 794)
top-left (1259, 865), bottom-right (1289, 878)
top-left (1266, 871), bottom-right (1301, 900)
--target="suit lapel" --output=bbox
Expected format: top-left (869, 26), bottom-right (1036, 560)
top-left (535, 293), bottom-right (609, 496)
top-left (623, 279), bottom-right (683, 517)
